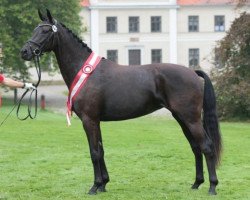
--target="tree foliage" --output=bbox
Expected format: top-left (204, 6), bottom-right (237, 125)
top-left (0, 0), bottom-right (82, 80)
top-left (212, 12), bottom-right (250, 120)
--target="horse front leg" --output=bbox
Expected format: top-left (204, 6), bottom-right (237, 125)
top-left (97, 138), bottom-right (110, 192)
top-left (82, 115), bottom-right (109, 195)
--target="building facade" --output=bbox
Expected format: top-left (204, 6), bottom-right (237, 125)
top-left (80, 0), bottom-right (250, 72)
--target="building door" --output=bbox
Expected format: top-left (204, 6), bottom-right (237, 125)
top-left (128, 49), bottom-right (141, 65)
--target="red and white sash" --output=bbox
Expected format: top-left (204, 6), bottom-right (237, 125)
top-left (66, 52), bottom-right (101, 126)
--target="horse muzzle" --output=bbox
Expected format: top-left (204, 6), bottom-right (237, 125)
top-left (20, 44), bottom-right (34, 61)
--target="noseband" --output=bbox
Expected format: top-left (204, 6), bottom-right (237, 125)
top-left (28, 23), bottom-right (58, 56)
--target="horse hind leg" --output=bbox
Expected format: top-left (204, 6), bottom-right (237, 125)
top-left (185, 121), bottom-right (219, 195)
top-left (172, 113), bottom-right (204, 189)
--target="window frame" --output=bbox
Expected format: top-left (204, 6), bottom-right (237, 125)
top-left (189, 48), bottom-right (200, 68)
top-left (151, 49), bottom-right (162, 63)
top-left (129, 16), bottom-right (140, 33)
top-left (151, 16), bottom-right (162, 33)
top-left (107, 50), bottom-right (118, 63)
top-left (106, 16), bottom-right (117, 33)
top-left (188, 16), bottom-right (199, 32)
top-left (214, 15), bottom-right (225, 32)
top-left (214, 48), bottom-right (223, 69)
top-left (128, 49), bottom-right (141, 65)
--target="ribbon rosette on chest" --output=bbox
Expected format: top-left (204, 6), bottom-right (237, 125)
top-left (83, 64), bottom-right (93, 74)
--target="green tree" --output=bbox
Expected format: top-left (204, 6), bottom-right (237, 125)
top-left (212, 12), bottom-right (250, 120)
top-left (0, 0), bottom-right (82, 80)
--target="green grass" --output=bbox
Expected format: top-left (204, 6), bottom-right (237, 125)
top-left (0, 106), bottom-right (250, 200)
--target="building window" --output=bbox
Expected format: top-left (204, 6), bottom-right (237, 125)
top-left (107, 50), bottom-right (118, 63)
top-left (151, 49), bottom-right (162, 63)
top-left (214, 48), bottom-right (223, 69)
top-left (188, 16), bottom-right (199, 32)
top-left (129, 17), bottom-right (140, 33)
top-left (151, 16), bottom-right (161, 32)
top-left (215, 15), bottom-right (225, 32)
top-left (189, 48), bottom-right (199, 68)
top-left (106, 17), bottom-right (117, 33)
top-left (129, 49), bottom-right (141, 65)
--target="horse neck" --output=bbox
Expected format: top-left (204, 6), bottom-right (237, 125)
top-left (53, 28), bottom-right (91, 88)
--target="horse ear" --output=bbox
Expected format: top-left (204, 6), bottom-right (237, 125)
top-left (46, 9), bottom-right (53, 23)
top-left (38, 9), bottom-right (46, 21)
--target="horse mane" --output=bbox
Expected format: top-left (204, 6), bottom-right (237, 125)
top-left (60, 22), bottom-right (92, 53)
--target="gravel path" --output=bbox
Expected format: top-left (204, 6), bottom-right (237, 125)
top-left (38, 84), bottom-right (68, 113)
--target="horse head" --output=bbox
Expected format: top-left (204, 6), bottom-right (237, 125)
top-left (21, 9), bottom-right (58, 61)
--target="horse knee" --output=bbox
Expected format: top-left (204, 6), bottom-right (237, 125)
top-left (90, 142), bottom-right (104, 162)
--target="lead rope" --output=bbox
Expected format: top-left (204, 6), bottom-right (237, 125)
top-left (0, 55), bottom-right (41, 126)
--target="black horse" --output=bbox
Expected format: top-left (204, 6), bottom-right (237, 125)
top-left (21, 10), bottom-right (222, 195)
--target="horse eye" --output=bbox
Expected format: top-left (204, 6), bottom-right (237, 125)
top-left (42, 29), bottom-right (50, 34)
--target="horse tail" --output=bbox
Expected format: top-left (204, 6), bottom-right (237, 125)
top-left (195, 70), bottom-right (222, 166)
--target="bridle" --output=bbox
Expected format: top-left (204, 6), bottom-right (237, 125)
top-left (28, 23), bottom-right (58, 56)
top-left (0, 22), bottom-right (58, 126)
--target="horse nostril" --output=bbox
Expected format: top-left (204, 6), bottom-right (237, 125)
top-left (21, 49), bottom-right (28, 55)
top-left (20, 48), bottom-right (32, 60)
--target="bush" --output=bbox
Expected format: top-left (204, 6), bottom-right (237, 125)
top-left (212, 12), bottom-right (250, 120)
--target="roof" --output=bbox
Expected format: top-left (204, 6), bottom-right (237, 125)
top-left (177, 0), bottom-right (237, 5)
top-left (81, 0), bottom-right (90, 7)
top-left (81, 0), bottom-right (245, 7)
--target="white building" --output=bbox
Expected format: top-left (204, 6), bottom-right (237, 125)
top-left (28, 0), bottom-right (249, 82)
top-left (80, 0), bottom-right (250, 72)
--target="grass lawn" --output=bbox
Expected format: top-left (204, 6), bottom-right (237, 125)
top-left (0, 106), bottom-right (250, 200)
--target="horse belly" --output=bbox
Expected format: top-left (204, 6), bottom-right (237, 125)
top-left (100, 88), bottom-right (162, 121)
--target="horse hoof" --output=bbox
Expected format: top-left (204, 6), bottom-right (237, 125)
top-left (208, 188), bottom-right (217, 195)
top-left (88, 190), bottom-right (97, 195)
top-left (191, 180), bottom-right (204, 189)
top-left (98, 185), bottom-right (107, 192)
top-left (209, 191), bottom-right (217, 195)
top-left (191, 184), bottom-right (199, 189)
top-left (88, 185), bottom-right (98, 195)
